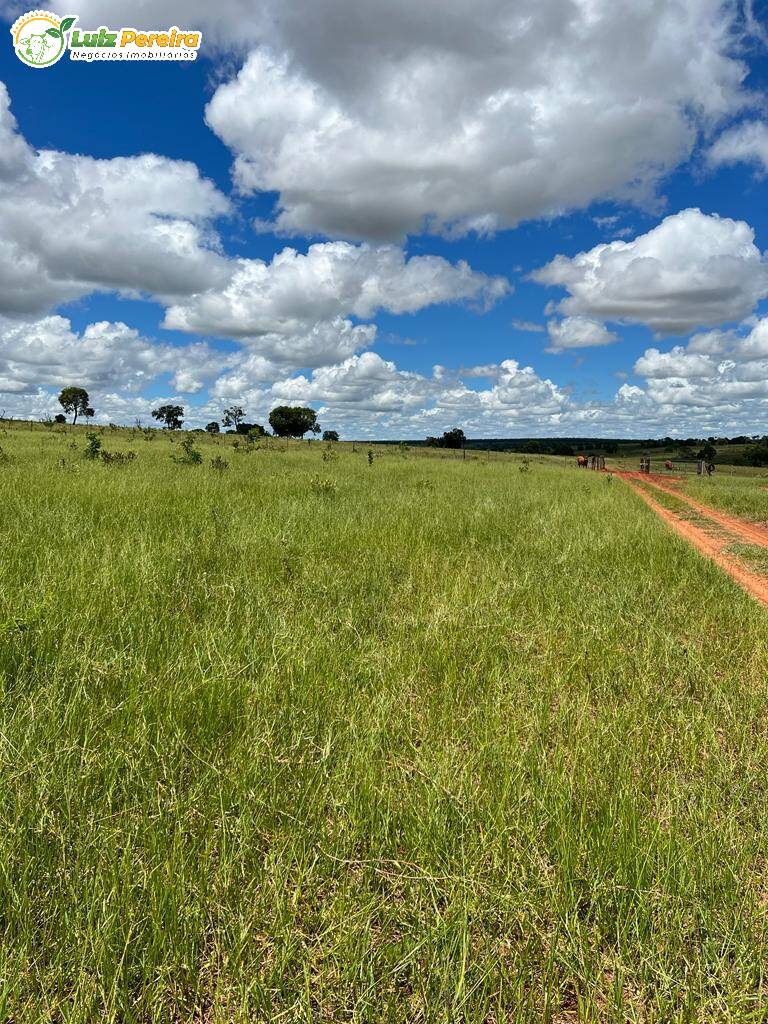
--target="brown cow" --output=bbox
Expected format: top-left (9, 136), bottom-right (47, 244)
top-left (664, 460), bottom-right (674, 470)
top-left (577, 455), bottom-right (588, 468)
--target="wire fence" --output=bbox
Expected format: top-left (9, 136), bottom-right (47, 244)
top-left (607, 457), bottom-right (766, 478)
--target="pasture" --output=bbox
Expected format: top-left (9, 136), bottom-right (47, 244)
top-left (2, 423), bottom-right (768, 1022)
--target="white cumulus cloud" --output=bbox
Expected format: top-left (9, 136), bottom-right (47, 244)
top-left (546, 316), bottom-right (617, 353)
top-left (163, 242), bottom-right (509, 337)
top-left (0, 83), bottom-right (230, 317)
top-left (195, 0), bottom-right (747, 240)
top-left (0, 315), bottom-right (228, 398)
top-left (708, 121), bottom-right (768, 172)
top-left (534, 209), bottom-right (768, 335)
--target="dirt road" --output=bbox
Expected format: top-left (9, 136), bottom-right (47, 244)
top-left (617, 471), bottom-right (768, 608)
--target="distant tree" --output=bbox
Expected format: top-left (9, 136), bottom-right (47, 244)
top-left (222, 405), bottom-right (245, 431)
top-left (234, 422), bottom-right (266, 436)
top-left (523, 440), bottom-right (544, 454)
top-left (441, 428), bottom-right (466, 449)
top-left (54, 413), bottom-right (66, 424)
top-left (425, 427), bottom-right (466, 449)
top-left (697, 443), bottom-right (717, 462)
top-left (739, 443), bottom-right (768, 467)
top-left (84, 407), bottom-right (95, 423)
top-left (205, 421), bottom-right (220, 434)
top-left (322, 430), bottom-right (339, 442)
top-left (269, 405), bottom-right (319, 438)
top-left (58, 386), bottom-right (90, 425)
top-left (152, 404), bottom-right (184, 430)
top-left (247, 425), bottom-right (266, 440)
top-left (550, 442), bottom-right (575, 456)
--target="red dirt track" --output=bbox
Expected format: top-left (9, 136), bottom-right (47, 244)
top-left (616, 471), bottom-right (768, 608)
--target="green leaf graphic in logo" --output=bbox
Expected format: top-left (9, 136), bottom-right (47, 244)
top-left (60, 16), bottom-right (76, 32)
top-left (46, 27), bottom-right (61, 38)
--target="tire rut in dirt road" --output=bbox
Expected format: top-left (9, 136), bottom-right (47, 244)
top-left (617, 471), bottom-right (768, 609)
top-left (627, 472), bottom-right (768, 548)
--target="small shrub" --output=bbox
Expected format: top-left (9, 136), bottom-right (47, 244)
top-left (83, 432), bottom-right (102, 460)
top-left (367, 449), bottom-right (374, 466)
top-left (310, 475), bottom-right (337, 496)
top-left (232, 434), bottom-right (261, 454)
top-left (0, 445), bottom-right (9, 464)
top-left (101, 449), bottom-right (136, 466)
top-left (171, 436), bottom-right (203, 465)
top-left (210, 455), bottom-right (229, 472)
top-left (322, 444), bottom-right (339, 463)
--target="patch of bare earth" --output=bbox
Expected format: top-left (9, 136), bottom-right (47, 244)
top-left (616, 472), bottom-right (768, 609)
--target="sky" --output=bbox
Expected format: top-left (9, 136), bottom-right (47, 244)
top-left (2, 0), bottom-right (768, 439)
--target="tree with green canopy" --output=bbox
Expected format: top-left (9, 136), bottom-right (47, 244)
top-left (58, 386), bottom-right (90, 425)
top-left (269, 406), bottom-right (319, 439)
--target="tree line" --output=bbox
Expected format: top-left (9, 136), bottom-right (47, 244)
top-left (54, 389), bottom-right (340, 441)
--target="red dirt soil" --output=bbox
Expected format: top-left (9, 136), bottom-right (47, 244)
top-left (617, 471), bottom-right (768, 608)
top-left (624, 471), bottom-right (768, 548)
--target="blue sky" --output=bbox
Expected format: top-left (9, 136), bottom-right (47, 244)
top-left (2, 0), bottom-right (768, 437)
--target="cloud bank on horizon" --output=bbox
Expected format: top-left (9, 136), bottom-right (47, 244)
top-left (2, 0), bottom-right (768, 437)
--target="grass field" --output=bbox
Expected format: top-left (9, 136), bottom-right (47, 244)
top-left (3, 424), bottom-right (768, 1022)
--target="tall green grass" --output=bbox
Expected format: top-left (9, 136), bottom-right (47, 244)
top-left (1, 426), bottom-right (768, 1021)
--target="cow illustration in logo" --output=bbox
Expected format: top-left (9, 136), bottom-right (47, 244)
top-left (10, 11), bottom-right (76, 67)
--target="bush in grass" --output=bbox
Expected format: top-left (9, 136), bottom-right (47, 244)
top-left (83, 432), bottom-right (102, 460)
top-left (310, 475), bottom-right (337, 496)
top-left (171, 436), bottom-right (203, 465)
top-left (100, 449), bottom-right (136, 466)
